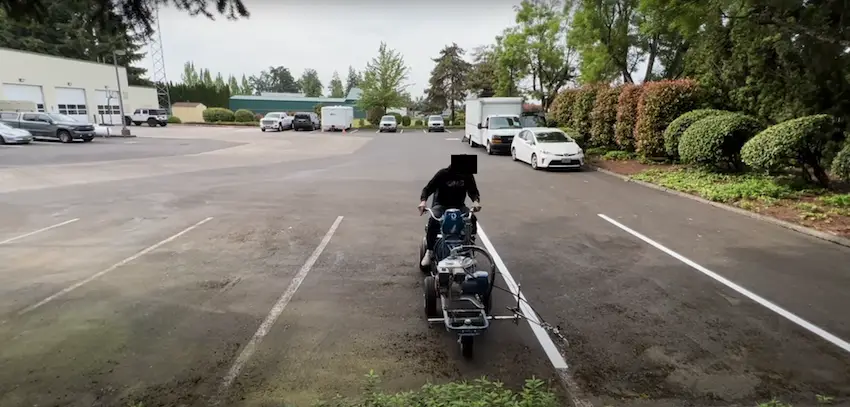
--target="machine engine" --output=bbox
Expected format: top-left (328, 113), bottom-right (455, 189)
top-left (436, 257), bottom-right (490, 296)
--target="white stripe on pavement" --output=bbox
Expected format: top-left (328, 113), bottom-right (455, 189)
top-left (217, 216), bottom-right (344, 395)
top-left (18, 217), bottom-right (214, 315)
top-left (0, 218), bottom-right (79, 245)
top-left (598, 213), bottom-right (850, 355)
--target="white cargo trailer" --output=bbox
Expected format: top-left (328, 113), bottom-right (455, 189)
top-left (464, 97), bottom-right (524, 155)
top-left (321, 105), bottom-right (354, 132)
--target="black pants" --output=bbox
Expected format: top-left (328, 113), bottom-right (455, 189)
top-left (425, 204), bottom-right (477, 252)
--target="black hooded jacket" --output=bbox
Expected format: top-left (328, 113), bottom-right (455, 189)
top-left (420, 167), bottom-right (480, 207)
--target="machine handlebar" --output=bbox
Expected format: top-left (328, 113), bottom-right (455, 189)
top-left (421, 206), bottom-right (479, 221)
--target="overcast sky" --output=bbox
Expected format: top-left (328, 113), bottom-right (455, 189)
top-left (139, 0), bottom-right (521, 98)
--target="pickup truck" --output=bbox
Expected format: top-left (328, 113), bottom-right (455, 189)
top-left (0, 111), bottom-right (95, 143)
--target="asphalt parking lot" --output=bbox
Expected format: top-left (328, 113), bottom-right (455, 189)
top-left (1, 125), bottom-right (849, 407)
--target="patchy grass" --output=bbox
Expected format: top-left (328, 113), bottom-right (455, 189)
top-left (311, 371), bottom-right (560, 407)
top-left (602, 150), bottom-right (635, 161)
top-left (631, 168), bottom-right (818, 203)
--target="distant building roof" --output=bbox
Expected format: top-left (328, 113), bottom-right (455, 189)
top-left (172, 102), bottom-right (205, 108)
top-left (231, 87), bottom-right (363, 103)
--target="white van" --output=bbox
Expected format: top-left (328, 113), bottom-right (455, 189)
top-left (465, 97), bottom-right (524, 155)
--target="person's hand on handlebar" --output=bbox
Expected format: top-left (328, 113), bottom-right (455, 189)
top-left (418, 200), bottom-right (427, 215)
top-left (471, 201), bottom-right (482, 212)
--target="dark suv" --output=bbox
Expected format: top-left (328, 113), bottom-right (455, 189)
top-left (292, 112), bottom-right (320, 131)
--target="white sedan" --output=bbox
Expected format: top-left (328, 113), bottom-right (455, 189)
top-left (511, 127), bottom-right (585, 170)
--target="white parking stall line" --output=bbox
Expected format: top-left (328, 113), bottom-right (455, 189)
top-left (598, 213), bottom-right (850, 355)
top-left (400, 129), bottom-right (404, 134)
top-left (349, 129), bottom-right (359, 134)
top-left (17, 217), bottom-right (214, 316)
top-left (0, 218), bottom-right (80, 246)
top-left (217, 216), bottom-right (344, 397)
top-left (422, 129), bottom-right (427, 134)
top-left (445, 129), bottom-right (452, 133)
top-left (445, 138), bottom-right (461, 141)
top-left (375, 130), bottom-right (380, 134)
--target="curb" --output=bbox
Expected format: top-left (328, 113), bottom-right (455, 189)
top-left (589, 165), bottom-right (850, 249)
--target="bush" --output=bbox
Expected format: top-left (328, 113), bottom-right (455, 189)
top-left (560, 126), bottom-right (586, 149)
top-left (678, 113), bottom-right (764, 170)
top-left (314, 371), bottom-right (559, 407)
top-left (549, 88), bottom-right (579, 127)
top-left (358, 118), bottom-right (366, 127)
top-left (202, 107), bottom-right (235, 122)
top-left (414, 119), bottom-right (423, 126)
top-left (634, 79), bottom-right (702, 158)
top-left (570, 85), bottom-right (601, 142)
top-left (741, 114), bottom-right (838, 186)
top-left (615, 84), bottom-right (643, 151)
top-left (233, 109), bottom-right (255, 122)
top-left (664, 109), bottom-right (732, 159)
top-left (167, 116), bottom-right (181, 124)
top-left (402, 115), bottom-right (411, 126)
top-left (590, 85), bottom-right (623, 148)
top-left (367, 107), bottom-right (385, 126)
top-left (314, 103), bottom-right (325, 117)
top-left (390, 112), bottom-right (403, 124)
top-left (831, 142), bottom-right (850, 182)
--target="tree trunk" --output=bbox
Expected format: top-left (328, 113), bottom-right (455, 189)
top-left (643, 34), bottom-right (659, 83)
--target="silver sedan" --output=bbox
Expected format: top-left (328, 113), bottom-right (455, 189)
top-left (0, 122), bottom-right (33, 144)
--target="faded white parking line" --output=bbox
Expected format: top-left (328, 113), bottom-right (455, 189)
top-left (375, 129), bottom-right (380, 134)
top-left (217, 216), bottom-right (344, 395)
top-left (400, 129), bottom-right (404, 134)
top-left (0, 218), bottom-right (80, 245)
top-left (445, 129), bottom-right (452, 133)
top-left (348, 129), bottom-right (359, 134)
top-left (422, 129), bottom-right (427, 134)
top-left (599, 213), bottom-right (850, 355)
top-left (18, 217), bottom-right (214, 316)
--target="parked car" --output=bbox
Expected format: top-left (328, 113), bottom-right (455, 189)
top-left (427, 115), bottom-right (445, 132)
top-left (511, 127), bottom-right (584, 170)
top-left (0, 111), bottom-right (94, 143)
top-left (130, 108), bottom-right (168, 127)
top-left (260, 112), bottom-right (293, 132)
top-left (292, 112), bottom-right (320, 131)
top-left (379, 115), bottom-right (398, 133)
top-left (0, 121), bottom-right (33, 144)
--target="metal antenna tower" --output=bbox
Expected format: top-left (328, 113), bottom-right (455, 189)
top-left (149, 5), bottom-right (171, 112)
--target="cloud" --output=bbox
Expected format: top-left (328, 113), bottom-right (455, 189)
top-left (140, 0), bottom-right (520, 97)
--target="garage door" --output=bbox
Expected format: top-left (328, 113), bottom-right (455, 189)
top-left (55, 87), bottom-right (89, 123)
top-left (94, 89), bottom-right (122, 125)
top-left (1, 83), bottom-right (45, 112)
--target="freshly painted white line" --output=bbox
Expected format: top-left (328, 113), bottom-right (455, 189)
top-left (0, 218), bottom-right (80, 245)
top-left (350, 129), bottom-right (359, 134)
top-left (445, 138), bottom-right (460, 141)
top-left (598, 213), bottom-right (850, 354)
top-left (18, 217), bottom-right (214, 316)
top-left (219, 216), bottom-right (344, 392)
top-left (475, 223), bottom-right (569, 369)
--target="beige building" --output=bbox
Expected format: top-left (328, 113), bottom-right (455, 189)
top-left (0, 47), bottom-right (159, 124)
top-left (171, 102), bottom-right (207, 123)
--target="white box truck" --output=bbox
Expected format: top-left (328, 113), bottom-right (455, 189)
top-left (464, 97), bottom-right (524, 155)
top-left (321, 105), bottom-right (354, 132)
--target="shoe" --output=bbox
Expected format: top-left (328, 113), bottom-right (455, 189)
top-left (421, 250), bottom-right (433, 267)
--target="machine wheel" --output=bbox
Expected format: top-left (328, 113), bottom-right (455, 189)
top-left (511, 147), bottom-right (518, 161)
top-left (424, 276), bottom-right (439, 318)
top-left (418, 237), bottom-right (430, 274)
top-left (531, 154), bottom-right (540, 170)
top-left (460, 336), bottom-right (474, 359)
top-left (482, 293), bottom-right (492, 314)
top-left (58, 130), bottom-right (72, 143)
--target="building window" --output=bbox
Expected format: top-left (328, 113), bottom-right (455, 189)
top-left (111, 105), bottom-right (120, 114)
top-left (76, 105), bottom-right (88, 115)
top-left (97, 105), bottom-right (107, 114)
top-left (58, 104), bottom-right (68, 114)
top-left (37, 103), bottom-right (45, 112)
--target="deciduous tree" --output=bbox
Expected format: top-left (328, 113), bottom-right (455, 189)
top-left (356, 42), bottom-right (411, 114)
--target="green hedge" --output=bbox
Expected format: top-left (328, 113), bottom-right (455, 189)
top-left (664, 109), bottom-right (731, 159)
top-left (678, 113), bottom-right (764, 170)
top-left (741, 114), bottom-right (837, 186)
top-left (402, 116), bottom-right (411, 126)
top-left (614, 84), bottom-right (642, 151)
top-left (832, 142), bottom-right (850, 182)
top-left (202, 107), bottom-right (235, 122)
top-left (414, 119), bottom-right (423, 126)
top-left (549, 88), bottom-right (579, 127)
top-left (570, 85), bottom-right (601, 142)
top-left (590, 85), bottom-right (623, 148)
top-left (634, 79), bottom-right (702, 158)
top-left (167, 116), bottom-right (182, 124)
top-left (234, 109), bottom-right (255, 122)
top-left (560, 126), bottom-right (586, 149)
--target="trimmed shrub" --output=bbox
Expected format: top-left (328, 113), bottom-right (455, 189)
top-left (202, 107), bottom-right (235, 122)
top-left (560, 126), bottom-right (586, 149)
top-left (390, 112), bottom-right (403, 124)
top-left (742, 114), bottom-right (838, 186)
top-left (167, 116), bottom-right (182, 124)
top-left (233, 109), bottom-right (255, 122)
top-left (549, 88), bottom-right (579, 127)
top-left (570, 85), bottom-right (601, 142)
top-left (314, 103), bottom-right (325, 117)
top-left (664, 109), bottom-right (731, 159)
top-left (366, 107), bottom-right (385, 125)
top-left (831, 142), bottom-right (850, 182)
top-left (590, 85), bottom-right (623, 148)
top-left (414, 119), bottom-right (423, 126)
top-left (678, 113), bottom-right (764, 170)
top-left (401, 115), bottom-right (411, 126)
top-left (634, 79), bottom-right (702, 158)
top-left (358, 118), bottom-right (366, 127)
top-left (614, 84), bottom-right (642, 151)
